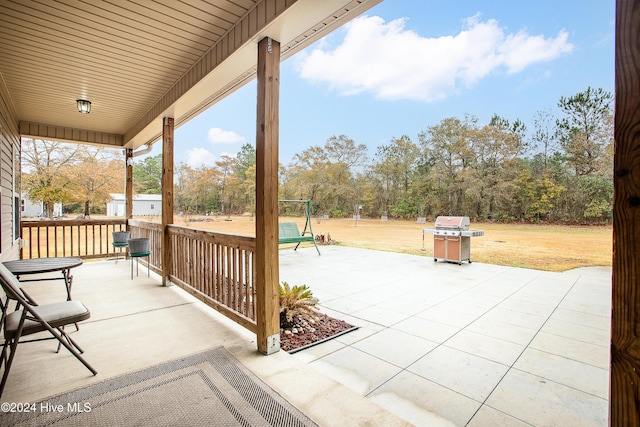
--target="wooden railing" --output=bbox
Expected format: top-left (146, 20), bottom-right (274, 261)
top-left (127, 220), bottom-right (257, 332)
top-left (165, 225), bottom-right (257, 332)
top-left (21, 218), bottom-right (258, 333)
top-left (21, 219), bottom-right (127, 259)
top-left (128, 219), bottom-right (163, 276)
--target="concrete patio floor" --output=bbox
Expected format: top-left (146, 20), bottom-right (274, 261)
top-left (1, 245), bottom-right (611, 426)
top-left (282, 246), bottom-right (611, 426)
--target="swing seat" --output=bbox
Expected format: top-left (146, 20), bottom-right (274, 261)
top-left (278, 223), bottom-right (320, 255)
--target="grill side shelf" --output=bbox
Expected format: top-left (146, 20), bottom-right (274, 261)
top-left (460, 230), bottom-right (484, 237)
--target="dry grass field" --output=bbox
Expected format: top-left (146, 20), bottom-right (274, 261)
top-left (171, 215), bottom-right (612, 272)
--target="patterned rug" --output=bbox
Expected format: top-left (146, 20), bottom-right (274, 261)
top-left (2, 347), bottom-right (318, 427)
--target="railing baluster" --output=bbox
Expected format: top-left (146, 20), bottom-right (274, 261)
top-left (232, 247), bottom-right (238, 311)
top-left (62, 225), bottom-right (67, 257)
top-left (44, 225), bottom-right (49, 258)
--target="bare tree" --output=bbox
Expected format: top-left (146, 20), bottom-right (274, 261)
top-left (22, 139), bottom-right (81, 218)
top-left (531, 109), bottom-right (558, 170)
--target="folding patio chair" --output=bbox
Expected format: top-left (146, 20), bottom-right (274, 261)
top-left (0, 263), bottom-right (97, 398)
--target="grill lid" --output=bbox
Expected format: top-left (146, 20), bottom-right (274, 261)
top-left (434, 216), bottom-right (470, 230)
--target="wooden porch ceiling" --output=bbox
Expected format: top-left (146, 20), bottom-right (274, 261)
top-left (0, 0), bottom-right (381, 150)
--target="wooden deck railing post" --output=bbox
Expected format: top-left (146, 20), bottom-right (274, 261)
top-left (125, 148), bottom-right (133, 232)
top-left (612, 1), bottom-right (640, 424)
top-left (162, 117), bottom-right (174, 286)
top-left (255, 37), bottom-right (280, 355)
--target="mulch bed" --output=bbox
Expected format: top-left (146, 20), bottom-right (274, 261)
top-left (280, 314), bottom-right (358, 353)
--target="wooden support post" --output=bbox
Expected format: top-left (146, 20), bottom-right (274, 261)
top-left (255, 37), bottom-right (280, 355)
top-left (162, 117), bottom-right (174, 286)
top-left (612, 1), bottom-right (640, 425)
top-left (125, 148), bottom-right (133, 231)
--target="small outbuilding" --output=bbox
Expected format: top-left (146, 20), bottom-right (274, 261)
top-left (107, 193), bottom-right (161, 216)
top-left (21, 192), bottom-right (63, 218)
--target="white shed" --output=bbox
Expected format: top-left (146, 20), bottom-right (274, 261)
top-left (107, 193), bottom-right (162, 216)
top-left (21, 192), bottom-right (63, 218)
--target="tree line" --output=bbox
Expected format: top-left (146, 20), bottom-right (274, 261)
top-left (168, 86), bottom-right (613, 224)
top-left (23, 87), bottom-right (613, 224)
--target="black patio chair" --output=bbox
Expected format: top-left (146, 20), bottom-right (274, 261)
top-left (0, 263), bottom-right (97, 398)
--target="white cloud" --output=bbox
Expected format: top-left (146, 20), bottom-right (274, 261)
top-left (186, 147), bottom-right (217, 168)
top-left (296, 14), bottom-right (574, 102)
top-left (207, 127), bottom-right (245, 144)
top-left (498, 28), bottom-right (573, 74)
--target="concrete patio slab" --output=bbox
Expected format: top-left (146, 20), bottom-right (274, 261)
top-left (368, 370), bottom-right (480, 427)
top-left (513, 348), bottom-right (609, 399)
top-left (442, 329), bottom-right (525, 366)
top-left (352, 328), bottom-right (439, 368)
top-left (550, 307), bottom-right (610, 330)
top-left (417, 305), bottom-right (480, 328)
top-left (540, 318), bottom-right (610, 344)
top-left (529, 331), bottom-right (610, 368)
top-left (408, 345), bottom-right (510, 402)
top-left (465, 316), bottom-right (540, 346)
top-left (306, 346), bottom-right (402, 395)
top-left (466, 406), bottom-right (532, 427)
top-left (483, 306), bottom-right (548, 330)
top-left (392, 316), bottom-right (461, 343)
top-left (281, 245), bottom-right (612, 426)
top-left (484, 368), bottom-right (608, 426)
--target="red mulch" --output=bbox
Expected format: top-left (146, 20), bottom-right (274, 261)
top-left (280, 314), bottom-right (357, 353)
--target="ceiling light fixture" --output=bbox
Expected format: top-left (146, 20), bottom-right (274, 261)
top-left (76, 99), bottom-right (91, 114)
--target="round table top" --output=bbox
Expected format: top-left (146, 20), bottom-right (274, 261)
top-left (3, 257), bottom-right (83, 275)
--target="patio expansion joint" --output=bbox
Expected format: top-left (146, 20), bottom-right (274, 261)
top-left (82, 301), bottom-right (199, 324)
top-left (554, 306), bottom-right (611, 328)
top-left (544, 311), bottom-right (612, 338)
top-left (349, 270), bottom-right (538, 400)
top-left (360, 268), bottom-right (569, 424)
top-left (536, 324), bottom-right (611, 349)
top-left (465, 272), bottom-right (588, 425)
top-left (507, 364), bottom-right (609, 401)
top-left (379, 266), bottom-right (542, 342)
top-left (301, 260), bottom-right (603, 425)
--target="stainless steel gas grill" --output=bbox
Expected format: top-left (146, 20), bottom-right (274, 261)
top-left (422, 216), bottom-right (484, 264)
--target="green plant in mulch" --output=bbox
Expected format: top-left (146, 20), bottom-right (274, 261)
top-left (279, 282), bottom-right (320, 329)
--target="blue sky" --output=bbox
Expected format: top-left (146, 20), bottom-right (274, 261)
top-left (147, 0), bottom-right (614, 168)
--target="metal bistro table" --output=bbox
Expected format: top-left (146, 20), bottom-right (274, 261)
top-left (3, 257), bottom-right (83, 301)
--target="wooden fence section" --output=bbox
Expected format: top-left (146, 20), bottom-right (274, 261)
top-left (21, 219), bottom-right (127, 259)
top-left (167, 225), bottom-right (257, 333)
